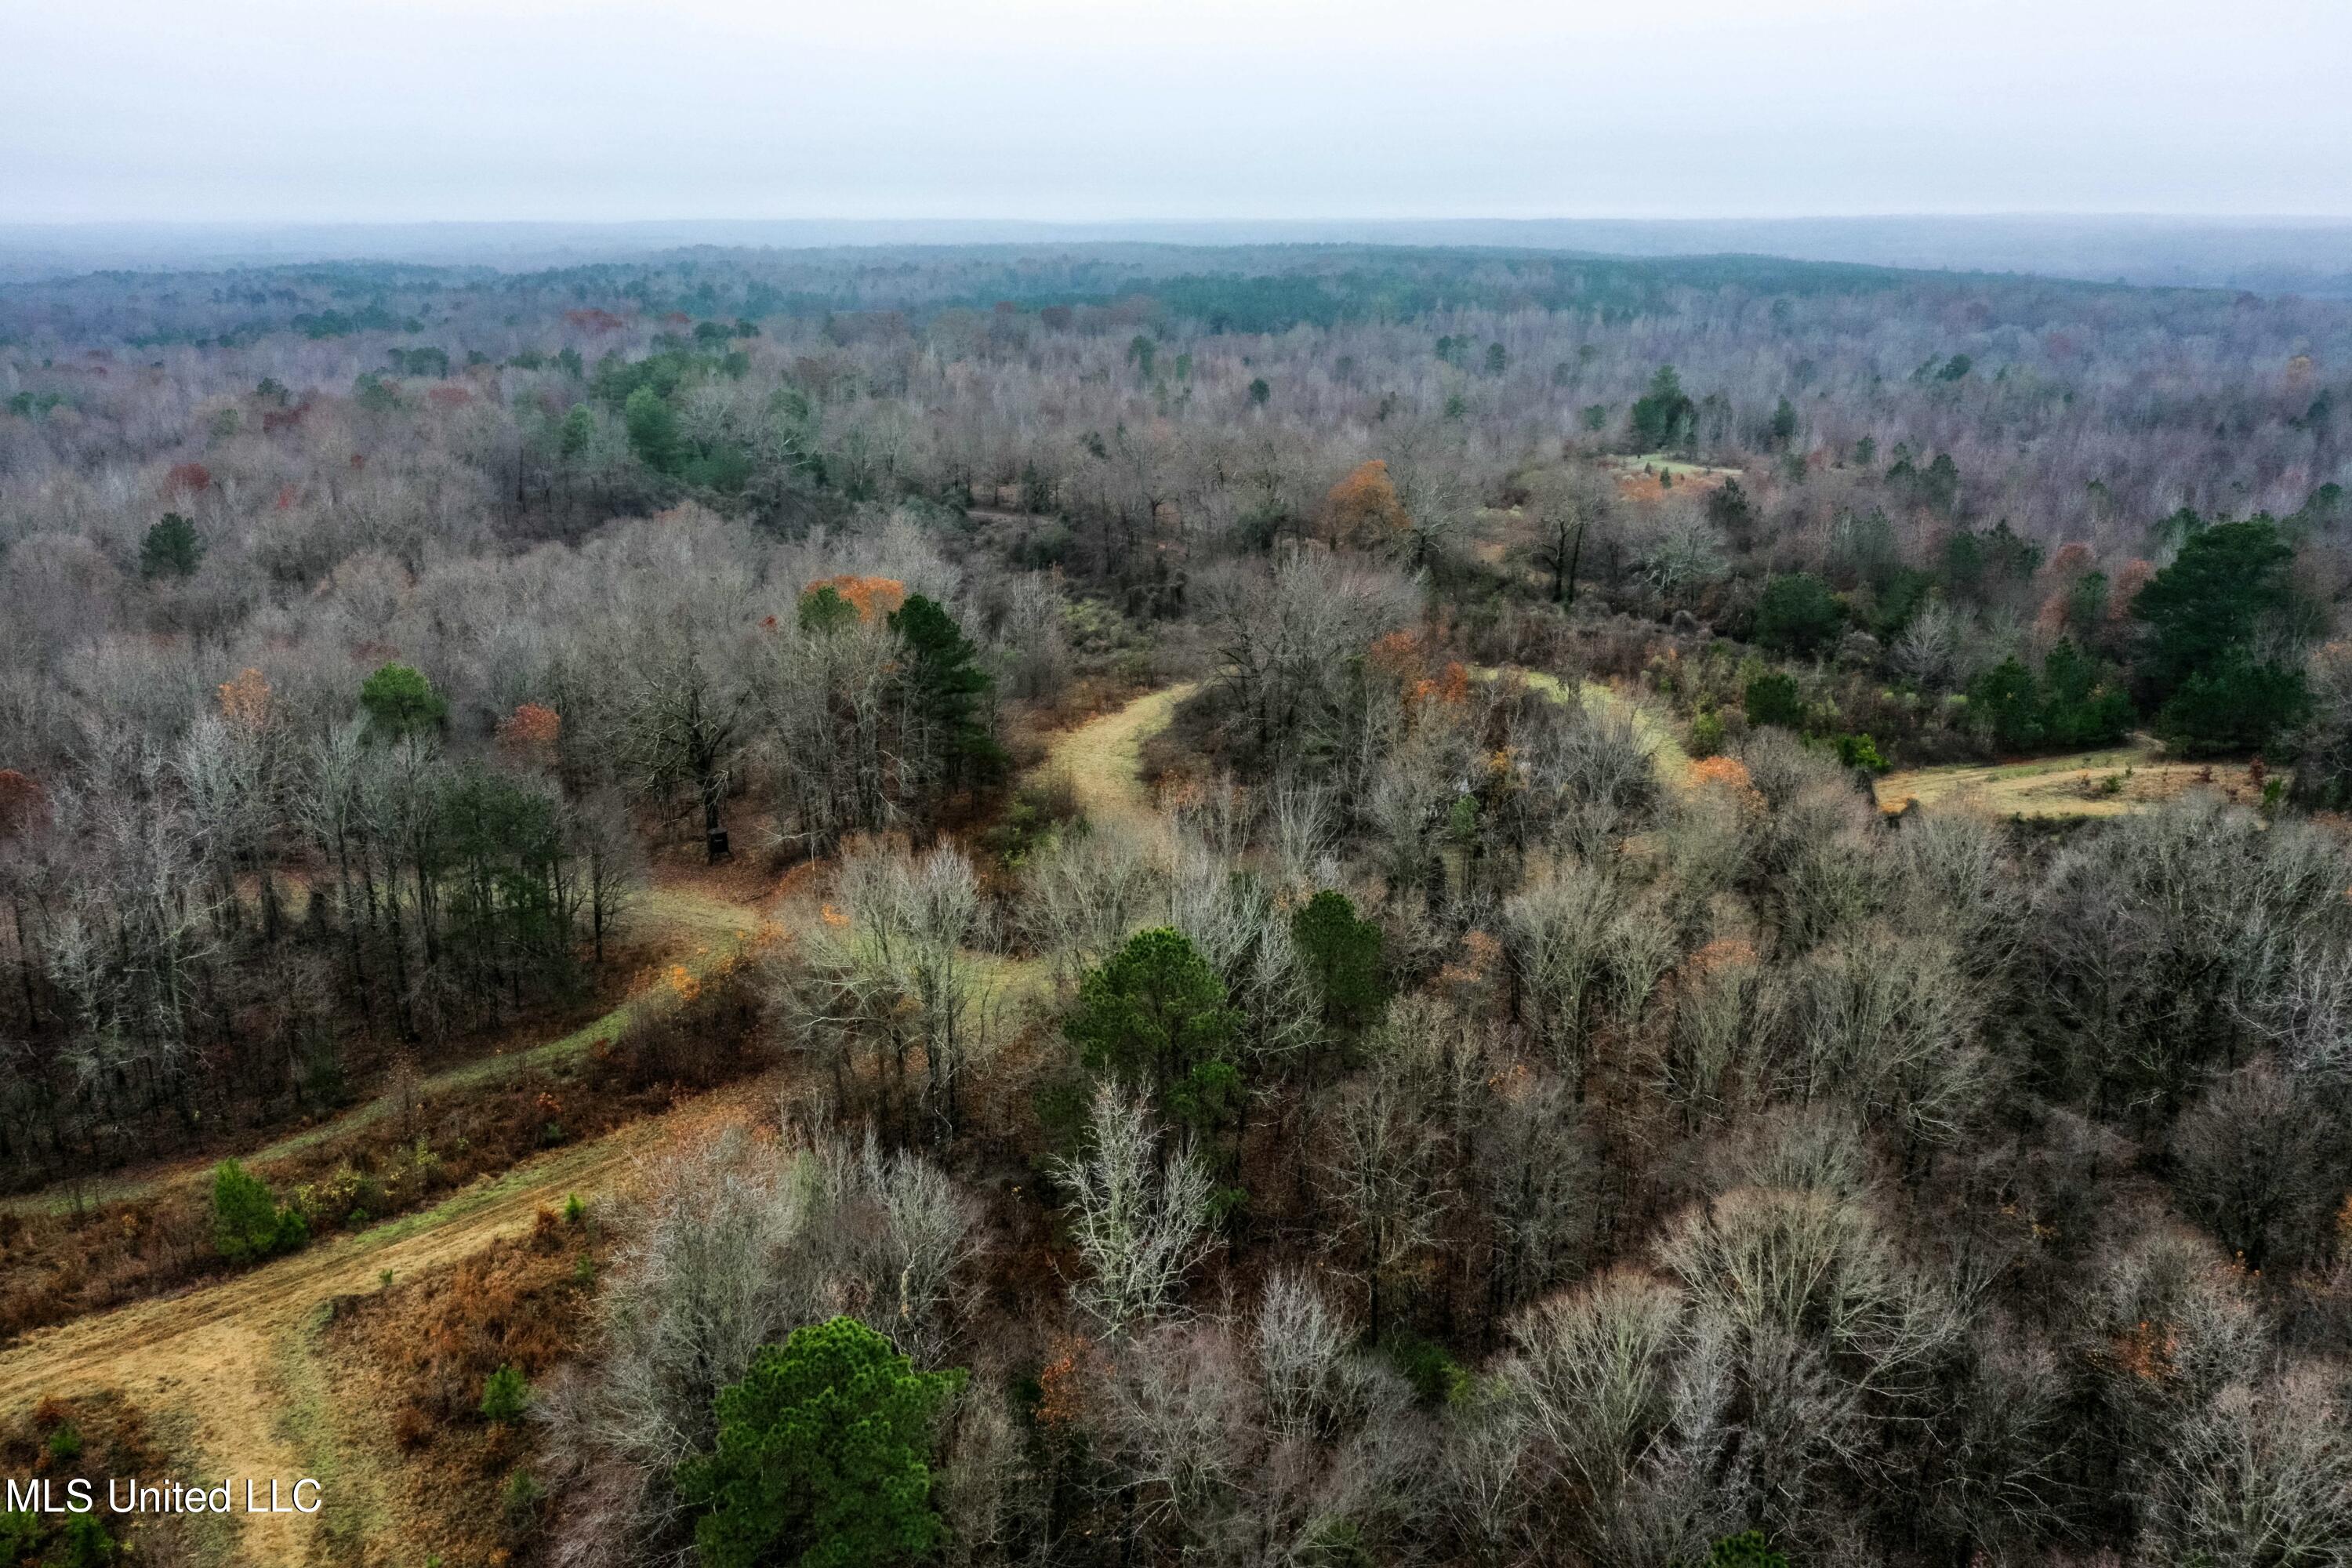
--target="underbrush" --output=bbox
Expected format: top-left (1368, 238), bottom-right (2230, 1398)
top-left (0, 967), bottom-right (767, 1346)
top-left (321, 1225), bottom-right (611, 1566)
top-left (0, 1392), bottom-right (198, 1566)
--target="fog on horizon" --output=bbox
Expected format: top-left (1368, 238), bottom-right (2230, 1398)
top-left (6, 0), bottom-right (2350, 226)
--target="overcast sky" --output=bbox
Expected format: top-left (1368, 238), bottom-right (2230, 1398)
top-left (6, 0), bottom-right (2349, 224)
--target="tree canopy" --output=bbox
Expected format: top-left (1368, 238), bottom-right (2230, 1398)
top-left (1753, 572), bottom-right (1845, 655)
top-left (890, 593), bottom-right (1004, 787)
top-left (1065, 927), bottom-right (1242, 1131)
top-left (2132, 517), bottom-right (2308, 751)
top-left (140, 512), bottom-right (205, 579)
top-left (1630, 364), bottom-right (1697, 450)
top-left (677, 1316), bottom-right (965, 1568)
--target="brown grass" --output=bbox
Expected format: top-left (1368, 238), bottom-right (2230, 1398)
top-left (0, 1392), bottom-right (201, 1565)
top-left (1040, 680), bottom-right (1200, 837)
top-left (321, 1227), bottom-right (609, 1564)
top-left (0, 1083), bottom-right (760, 1566)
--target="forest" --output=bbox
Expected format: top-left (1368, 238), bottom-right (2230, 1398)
top-left (2, 241), bottom-right (2351, 1568)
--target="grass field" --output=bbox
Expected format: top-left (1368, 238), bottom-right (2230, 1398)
top-left (1606, 453), bottom-right (1744, 503)
top-left (1612, 452), bottom-right (1744, 480)
top-left (0, 1093), bottom-right (742, 1566)
top-left (1875, 741), bottom-right (2279, 819)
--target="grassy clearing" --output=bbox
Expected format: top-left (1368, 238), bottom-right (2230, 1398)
top-left (0, 1101), bottom-right (690, 1567)
top-left (1612, 452), bottom-right (1744, 480)
top-left (1876, 742), bottom-right (2281, 819)
top-left (1606, 453), bottom-right (1743, 503)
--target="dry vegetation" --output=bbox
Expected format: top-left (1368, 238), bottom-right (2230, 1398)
top-left (3, 244), bottom-right (2352, 1568)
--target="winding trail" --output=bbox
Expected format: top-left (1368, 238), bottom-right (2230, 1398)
top-left (4, 884), bottom-right (762, 1218)
top-left (1044, 681), bottom-right (1199, 835)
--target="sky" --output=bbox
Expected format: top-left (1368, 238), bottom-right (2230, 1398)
top-left (5, 0), bottom-right (2350, 224)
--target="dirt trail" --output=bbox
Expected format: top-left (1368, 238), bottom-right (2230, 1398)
top-left (1043, 681), bottom-right (1199, 835)
top-left (0, 1112), bottom-right (678, 1565)
top-left (1875, 742), bottom-right (2279, 819)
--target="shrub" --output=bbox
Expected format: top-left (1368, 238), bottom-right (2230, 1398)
top-left (48, 1514), bottom-right (117, 1568)
top-left (1705, 1531), bottom-right (1792, 1568)
top-left (45, 1421), bottom-right (82, 1461)
top-left (500, 1468), bottom-right (545, 1535)
top-left (0, 1512), bottom-right (40, 1564)
top-left (480, 1363), bottom-right (531, 1424)
top-left (1831, 732), bottom-right (1888, 772)
top-left (1689, 706), bottom-right (1728, 757)
top-left (212, 1160), bottom-right (307, 1265)
top-left (1383, 1330), bottom-right (1470, 1405)
top-left (1744, 671), bottom-right (1806, 731)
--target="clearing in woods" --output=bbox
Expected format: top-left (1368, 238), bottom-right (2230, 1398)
top-left (1606, 453), bottom-right (1744, 503)
top-left (0, 1103), bottom-right (704, 1566)
top-left (0, 684), bottom-right (1195, 1566)
top-left (1490, 666), bottom-right (2277, 823)
top-left (1875, 742), bottom-right (2283, 818)
top-left (1476, 666), bottom-right (1694, 779)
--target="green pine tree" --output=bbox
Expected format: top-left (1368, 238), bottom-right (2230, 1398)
top-left (360, 662), bottom-right (448, 742)
top-left (140, 513), bottom-right (205, 579)
top-left (889, 594), bottom-right (1004, 788)
top-left (676, 1316), bottom-right (964, 1568)
top-left (1291, 889), bottom-right (1388, 1043)
top-left (1065, 927), bottom-right (1241, 1133)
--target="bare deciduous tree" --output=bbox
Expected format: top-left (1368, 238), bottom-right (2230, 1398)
top-left (1053, 1082), bottom-right (1218, 1335)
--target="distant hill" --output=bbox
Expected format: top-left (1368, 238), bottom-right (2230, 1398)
top-left (2, 215), bottom-right (2348, 296)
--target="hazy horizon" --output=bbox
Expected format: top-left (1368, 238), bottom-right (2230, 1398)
top-left (6, 213), bottom-right (2350, 298)
top-left (8, 2), bottom-right (2350, 227)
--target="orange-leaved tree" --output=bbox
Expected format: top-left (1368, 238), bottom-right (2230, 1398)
top-left (1321, 460), bottom-right (1409, 550)
top-left (499, 702), bottom-right (563, 768)
top-left (799, 575), bottom-right (906, 631)
top-left (218, 667), bottom-right (271, 733)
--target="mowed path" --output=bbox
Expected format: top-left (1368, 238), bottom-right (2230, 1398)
top-left (1044, 681), bottom-right (1199, 835)
top-left (1875, 742), bottom-right (2279, 819)
top-left (3, 880), bottom-right (763, 1218)
top-left (0, 1108), bottom-right (691, 1566)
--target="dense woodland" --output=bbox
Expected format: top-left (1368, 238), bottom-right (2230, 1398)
top-left (5, 245), bottom-right (2352, 1567)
